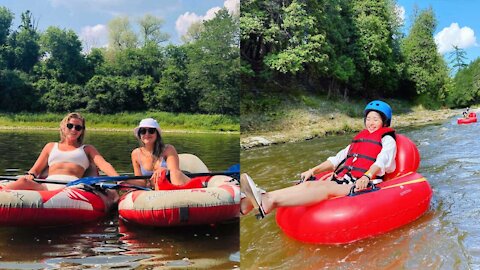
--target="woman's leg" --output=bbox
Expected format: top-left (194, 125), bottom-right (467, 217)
top-left (4, 177), bottom-right (48, 191)
top-left (169, 169), bottom-right (190, 185)
top-left (262, 180), bottom-right (351, 213)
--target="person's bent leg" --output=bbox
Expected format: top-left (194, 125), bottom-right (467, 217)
top-left (4, 177), bottom-right (48, 190)
top-left (169, 169), bottom-right (190, 185)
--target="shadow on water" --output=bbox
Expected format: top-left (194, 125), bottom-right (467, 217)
top-left (241, 116), bottom-right (478, 269)
top-left (0, 130), bottom-right (239, 269)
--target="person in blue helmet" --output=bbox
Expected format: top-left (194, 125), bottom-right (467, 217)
top-left (241, 100), bottom-right (397, 219)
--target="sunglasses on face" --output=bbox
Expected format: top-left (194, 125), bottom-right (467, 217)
top-left (139, 128), bottom-right (157, 135)
top-left (66, 123), bottom-right (84, 131)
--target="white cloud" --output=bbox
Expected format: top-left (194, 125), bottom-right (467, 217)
top-left (175, 12), bottom-right (202, 37)
top-left (80, 24), bottom-right (108, 52)
top-left (224, 0), bottom-right (239, 15)
top-left (175, 0), bottom-right (238, 38)
top-left (435, 23), bottom-right (477, 54)
top-left (395, 5), bottom-right (405, 25)
top-left (204, 7), bottom-right (222, 21)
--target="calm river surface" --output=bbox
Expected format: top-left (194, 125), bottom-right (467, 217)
top-left (241, 116), bottom-right (480, 269)
top-left (0, 130), bottom-right (239, 269)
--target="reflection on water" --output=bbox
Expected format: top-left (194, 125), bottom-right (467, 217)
top-left (241, 117), bottom-right (478, 269)
top-left (0, 130), bottom-right (239, 269)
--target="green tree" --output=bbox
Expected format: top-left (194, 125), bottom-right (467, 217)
top-left (264, 0), bottom-right (328, 75)
top-left (0, 69), bottom-right (38, 112)
top-left (187, 9), bottom-right (239, 115)
top-left (84, 75), bottom-right (147, 113)
top-left (447, 58), bottom-right (480, 107)
top-left (39, 26), bottom-right (87, 84)
top-left (350, 0), bottom-right (401, 96)
top-left (152, 45), bottom-right (193, 112)
top-left (9, 10), bottom-right (40, 73)
top-left (0, 6), bottom-right (14, 68)
top-left (401, 8), bottom-right (449, 106)
top-left (40, 80), bottom-right (85, 112)
top-left (138, 14), bottom-right (169, 47)
top-left (448, 45), bottom-right (468, 74)
top-left (0, 6), bottom-right (13, 45)
top-left (181, 21), bottom-right (203, 43)
top-left (108, 16), bottom-right (137, 50)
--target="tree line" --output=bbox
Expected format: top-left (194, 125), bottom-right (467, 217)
top-left (241, 0), bottom-right (478, 109)
top-left (0, 7), bottom-right (239, 115)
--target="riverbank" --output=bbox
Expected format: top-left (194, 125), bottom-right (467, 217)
top-left (0, 112), bottom-right (240, 134)
top-left (241, 96), bottom-right (463, 149)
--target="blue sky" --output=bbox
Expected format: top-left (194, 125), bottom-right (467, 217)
top-left (0, 0), bottom-right (239, 50)
top-left (397, 0), bottom-right (480, 64)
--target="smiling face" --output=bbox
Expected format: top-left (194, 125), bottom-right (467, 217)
top-left (59, 113), bottom-right (86, 145)
top-left (365, 111), bottom-right (384, 133)
top-left (63, 118), bottom-right (84, 143)
top-left (139, 128), bottom-right (158, 146)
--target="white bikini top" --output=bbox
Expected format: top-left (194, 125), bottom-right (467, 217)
top-left (47, 143), bottom-right (90, 170)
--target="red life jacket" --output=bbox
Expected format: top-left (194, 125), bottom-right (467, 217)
top-left (335, 127), bottom-right (395, 180)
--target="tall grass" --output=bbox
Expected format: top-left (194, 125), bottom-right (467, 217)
top-left (0, 112), bottom-right (239, 132)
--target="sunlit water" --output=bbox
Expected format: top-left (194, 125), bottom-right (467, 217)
top-left (241, 116), bottom-right (479, 269)
top-left (0, 130), bottom-right (239, 269)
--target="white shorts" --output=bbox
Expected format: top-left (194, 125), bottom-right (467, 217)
top-left (44, 175), bottom-right (79, 190)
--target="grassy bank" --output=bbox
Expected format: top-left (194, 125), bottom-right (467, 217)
top-left (0, 112), bottom-right (239, 133)
top-left (241, 93), bottom-right (462, 149)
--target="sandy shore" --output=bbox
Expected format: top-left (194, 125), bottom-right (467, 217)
top-left (241, 108), bottom-right (462, 149)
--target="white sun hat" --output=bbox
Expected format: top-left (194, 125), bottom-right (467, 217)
top-left (134, 118), bottom-right (162, 139)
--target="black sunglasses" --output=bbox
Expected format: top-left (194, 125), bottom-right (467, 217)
top-left (66, 123), bottom-right (84, 131)
top-left (139, 128), bottom-right (157, 135)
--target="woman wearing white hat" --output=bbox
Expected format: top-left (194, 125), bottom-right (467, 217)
top-left (130, 118), bottom-right (190, 187)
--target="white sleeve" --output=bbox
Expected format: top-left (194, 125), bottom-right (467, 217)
top-left (373, 135), bottom-right (397, 176)
top-left (327, 145), bottom-right (350, 168)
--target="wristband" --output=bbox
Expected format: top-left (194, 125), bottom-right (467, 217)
top-left (363, 174), bottom-right (371, 180)
top-left (26, 172), bottom-right (37, 178)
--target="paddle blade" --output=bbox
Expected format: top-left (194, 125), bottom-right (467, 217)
top-left (66, 175), bottom-right (132, 186)
top-left (226, 163), bottom-right (240, 173)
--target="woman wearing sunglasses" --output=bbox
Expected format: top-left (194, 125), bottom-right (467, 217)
top-left (5, 112), bottom-right (119, 190)
top-left (130, 118), bottom-right (190, 187)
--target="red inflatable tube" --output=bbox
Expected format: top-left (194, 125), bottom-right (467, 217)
top-left (457, 117), bottom-right (477, 124)
top-left (118, 175), bottom-right (240, 227)
top-left (276, 134), bottom-right (433, 244)
top-left (0, 187), bottom-right (113, 226)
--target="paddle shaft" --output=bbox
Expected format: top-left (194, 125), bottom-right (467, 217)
top-left (0, 176), bottom-right (75, 185)
top-left (183, 171), bottom-right (239, 177)
top-left (1, 170), bottom-right (238, 187)
top-left (0, 175), bottom-right (151, 185)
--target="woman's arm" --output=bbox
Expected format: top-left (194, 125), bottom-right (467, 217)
top-left (300, 144), bottom-right (350, 180)
top-left (162, 145), bottom-right (190, 185)
top-left (126, 148), bottom-right (148, 187)
top-left (131, 148), bottom-right (142, 176)
top-left (25, 142), bottom-right (53, 180)
top-left (85, 145), bottom-right (119, 176)
top-left (372, 135), bottom-right (397, 176)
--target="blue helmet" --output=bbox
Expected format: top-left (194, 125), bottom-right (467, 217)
top-left (364, 100), bottom-right (392, 126)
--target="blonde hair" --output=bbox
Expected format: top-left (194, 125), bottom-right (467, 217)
top-left (59, 112), bottom-right (86, 145)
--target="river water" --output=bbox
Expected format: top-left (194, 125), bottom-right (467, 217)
top-left (240, 116), bottom-right (479, 269)
top-left (0, 130), bottom-right (240, 269)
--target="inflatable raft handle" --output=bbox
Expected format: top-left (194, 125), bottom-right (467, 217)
top-left (348, 182), bottom-right (380, 197)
